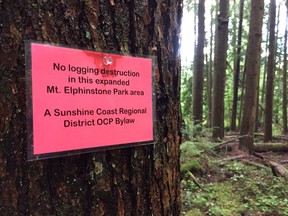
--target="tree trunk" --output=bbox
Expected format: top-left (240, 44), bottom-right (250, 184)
top-left (212, 0), bottom-right (229, 139)
top-left (255, 82), bottom-right (260, 132)
top-left (238, 54), bottom-right (247, 128)
top-left (282, 2), bottom-right (288, 134)
top-left (239, 0), bottom-right (264, 151)
top-left (264, 0), bottom-right (276, 142)
top-left (192, 0), bottom-right (205, 130)
top-left (0, 1), bottom-right (182, 215)
top-left (207, 2), bottom-right (216, 128)
top-left (230, 0), bottom-right (244, 132)
top-left (259, 31), bottom-right (269, 132)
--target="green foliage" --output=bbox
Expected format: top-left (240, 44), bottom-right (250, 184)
top-left (181, 143), bottom-right (288, 215)
top-left (180, 65), bottom-right (207, 140)
top-left (186, 208), bottom-right (203, 216)
top-left (181, 159), bottom-right (203, 174)
top-left (180, 141), bottom-right (212, 175)
top-left (238, 171), bottom-right (288, 215)
top-left (181, 141), bottom-right (213, 158)
top-left (181, 119), bottom-right (213, 141)
top-left (185, 0), bottom-right (196, 12)
top-left (226, 161), bottom-right (246, 181)
top-left (184, 181), bottom-right (246, 216)
top-left (181, 141), bottom-right (203, 156)
top-left (180, 65), bottom-right (192, 125)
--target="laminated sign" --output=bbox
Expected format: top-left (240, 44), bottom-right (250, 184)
top-left (26, 42), bottom-right (155, 160)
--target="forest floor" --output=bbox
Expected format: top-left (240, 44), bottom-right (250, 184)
top-left (180, 135), bottom-right (288, 216)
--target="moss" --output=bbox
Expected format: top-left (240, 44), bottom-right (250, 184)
top-left (191, 182), bottom-right (246, 216)
top-left (186, 208), bottom-right (203, 216)
top-left (181, 159), bottom-right (204, 174)
top-left (181, 141), bottom-right (203, 157)
top-left (208, 183), bottom-right (246, 215)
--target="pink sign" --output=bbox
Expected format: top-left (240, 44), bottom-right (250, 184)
top-left (28, 42), bottom-right (154, 158)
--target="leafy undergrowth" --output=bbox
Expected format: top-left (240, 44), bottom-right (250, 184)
top-left (181, 141), bottom-right (288, 216)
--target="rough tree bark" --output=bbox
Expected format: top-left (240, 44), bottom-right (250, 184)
top-left (239, 0), bottom-right (264, 151)
top-left (0, 1), bottom-right (182, 215)
top-left (212, 0), bottom-right (229, 139)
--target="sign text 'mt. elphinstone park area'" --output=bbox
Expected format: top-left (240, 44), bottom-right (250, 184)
top-left (28, 43), bottom-right (154, 158)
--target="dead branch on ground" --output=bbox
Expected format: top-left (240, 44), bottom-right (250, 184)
top-left (187, 171), bottom-right (206, 191)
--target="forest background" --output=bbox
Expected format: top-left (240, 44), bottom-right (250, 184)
top-left (181, 0), bottom-right (288, 143)
top-left (179, 0), bottom-right (288, 215)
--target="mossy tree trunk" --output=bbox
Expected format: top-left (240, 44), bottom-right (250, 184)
top-left (0, 1), bottom-right (182, 215)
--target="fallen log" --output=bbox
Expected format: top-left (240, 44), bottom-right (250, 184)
top-left (252, 152), bottom-right (288, 179)
top-left (273, 135), bottom-right (288, 141)
top-left (253, 143), bottom-right (288, 152)
top-left (270, 161), bottom-right (288, 179)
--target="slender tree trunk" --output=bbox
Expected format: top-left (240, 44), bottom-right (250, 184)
top-left (207, 3), bottom-right (215, 128)
top-left (0, 1), bottom-right (183, 215)
top-left (255, 75), bottom-right (261, 132)
top-left (238, 55), bottom-right (247, 128)
top-left (259, 31), bottom-right (270, 131)
top-left (272, 3), bottom-right (281, 130)
top-left (193, 0), bottom-right (197, 51)
top-left (192, 0), bottom-right (205, 130)
top-left (239, 0), bottom-right (264, 151)
top-left (264, 0), bottom-right (276, 142)
top-left (212, 0), bottom-right (229, 139)
top-left (231, 0), bottom-right (244, 131)
top-left (283, 3), bottom-right (288, 134)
